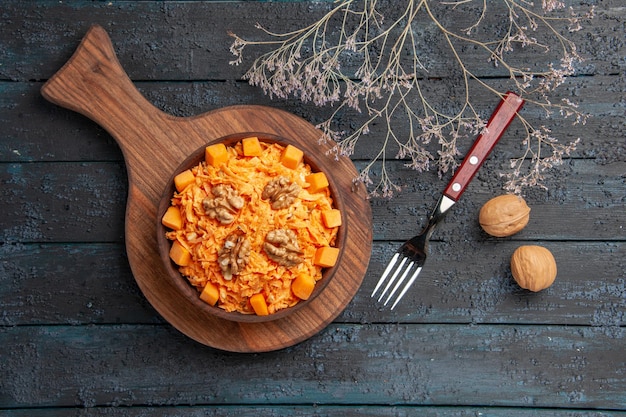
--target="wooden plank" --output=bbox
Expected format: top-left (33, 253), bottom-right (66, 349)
top-left (3, 406), bottom-right (626, 417)
top-left (1, 324), bottom-right (624, 409)
top-left (355, 240), bottom-right (626, 325)
top-left (364, 158), bottom-right (626, 241)
top-left (0, 1), bottom-right (622, 82)
top-left (0, 243), bottom-right (158, 326)
top-left (0, 161), bottom-right (127, 243)
top-left (2, 75), bottom-right (624, 163)
top-left (2, 159), bottom-right (623, 243)
top-left (1, 241), bottom-right (623, 327)
top-left (0, 81), bottom-right (122, 163)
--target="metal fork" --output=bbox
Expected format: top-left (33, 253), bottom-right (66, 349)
top-left (372, 92), bottom-right (525, 310)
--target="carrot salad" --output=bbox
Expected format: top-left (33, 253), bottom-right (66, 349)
top-left (163, 139), bottom-right (339, 315)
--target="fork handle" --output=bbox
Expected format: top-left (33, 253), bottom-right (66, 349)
top-left (443, 92), bottom-right (525, 201)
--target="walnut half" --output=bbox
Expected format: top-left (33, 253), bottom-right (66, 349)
top-left (263, 229), bottom-right (303, 267)
top-left (218, 229), bottom-right (251, 280)
top-left (262, 176), bottom-right (301, 209)
top-left (202, 184), bottom-right (244, 224)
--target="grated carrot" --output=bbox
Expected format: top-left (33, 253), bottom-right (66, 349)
top-left (164, 140), bottom-right (339, 315)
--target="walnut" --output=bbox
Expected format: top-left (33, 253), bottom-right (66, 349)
top-left (217, 229), bottom-right (251, 280)
top-left (511, 245), bottom-right (557, 292)
top-left (263, 229), bottom-right (304, 267)
top-left (262, 176), bottom-right (301, 209)
top-left (479, 194), bottom-right (531, 237)
top-left (202, 184), bottom-right (244, 224)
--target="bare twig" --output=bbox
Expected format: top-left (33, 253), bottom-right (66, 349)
top-left (229, 0), bottom-right (593, 197)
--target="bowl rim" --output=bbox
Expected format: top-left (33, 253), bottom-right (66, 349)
top-left (155, 131), bottom-right (346, 323)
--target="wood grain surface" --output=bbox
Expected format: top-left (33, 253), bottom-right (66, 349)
top-left (40, 25), bottom-right (372, 352)
top-left (1, 0), bottom-right (625, 415)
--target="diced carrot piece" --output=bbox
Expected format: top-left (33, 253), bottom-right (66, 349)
top-left (305, 172), bottom-right (329, 194)
top-left (291, 273), bottom-right (316, 300)
top-left (169, 240), bottom-right (191, 266)
top-left (174, 169), bottom-right (195, 192)
top-left (242, 136), bottom-right (263, 157)
top-left (199, 282), bottom-right (219, 306)
top-left (280, 144), bottom-right (303, 169)
top-left (321, 209), bottom-right (342, 228)
top-left (161, 206), bottom-right (183, 230)
top-left (205, 143), bottom-right (229, 167)
top-left (249, 293), bottom-right (269, 316)
top-left (313, 246), bottom-right (340, 268)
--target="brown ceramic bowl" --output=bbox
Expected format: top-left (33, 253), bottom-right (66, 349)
top-left (156, 132), bottom-right (346, 323)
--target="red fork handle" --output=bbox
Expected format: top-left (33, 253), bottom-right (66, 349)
top-left (443, 91), bottom-right (525, 201)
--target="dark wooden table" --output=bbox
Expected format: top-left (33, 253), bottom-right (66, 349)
top-left (1, 1), bottom-right (625, 415)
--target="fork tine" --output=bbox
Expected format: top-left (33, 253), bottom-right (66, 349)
top-left (376, 256), bottom-right (408, 302)
top-left (389, 266), bottom-right (423, 310)
top-left (383, 260), bottom-right (414, 305)
top-left (371, 252), bottom-right (399, 297)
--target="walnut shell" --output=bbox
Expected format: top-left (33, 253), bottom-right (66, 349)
top-left (479, 194), bottom-right (531, 237)
top-left (510, 245), bottom-right (557, 292)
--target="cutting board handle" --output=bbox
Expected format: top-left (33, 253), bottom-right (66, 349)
top-left (41, 25), bottom-right (169, 154)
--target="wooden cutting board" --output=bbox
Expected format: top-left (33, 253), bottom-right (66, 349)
top-left (41, 25), bottom-right (372, 352)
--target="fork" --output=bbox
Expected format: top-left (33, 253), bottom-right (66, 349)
top-left (372, 92), bottom-right (525, 310)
